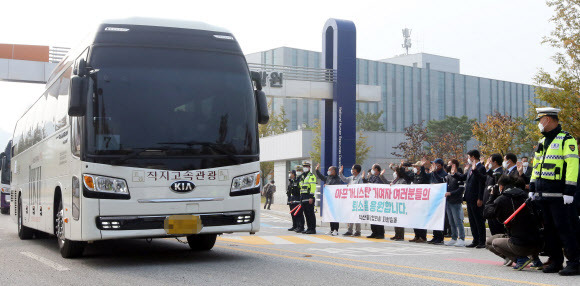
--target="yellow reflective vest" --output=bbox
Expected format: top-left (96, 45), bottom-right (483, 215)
top-left (299, 172), bottom-right (317, 195)
top-left (531, 131), bottom-right (579, 192)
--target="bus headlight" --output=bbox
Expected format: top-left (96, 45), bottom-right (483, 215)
top-left (83, 174), bottom-right (130, 199)
top-left (230, 172), bottom-right (260, 196)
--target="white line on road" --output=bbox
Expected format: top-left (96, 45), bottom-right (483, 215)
top-left (261, 236), bottom-right (296, 244)
top-left (20, 252), bottom-right (70, 271)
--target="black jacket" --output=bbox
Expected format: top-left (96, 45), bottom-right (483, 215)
top-left (504, 166), bottom-right (518, 177)
top-left (367, 174), bottom-right (388, 184)
top-left (483, 167), bottom-right (503, 204)
top-left (483, 187), bottom-right (542, 246)
top-left (413, 167), bottom-right (431, 184)
top-left (287, 178), bottom-right (301, 201)
top-left (453, 163), bottom-right (487, 203)
top-left (315, 169), bottom-right (343, 186)
top-left (446, 173), bottom-right (464, 204)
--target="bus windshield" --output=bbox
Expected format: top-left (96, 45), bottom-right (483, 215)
top-left (85, 46), bottom-right (258, 169)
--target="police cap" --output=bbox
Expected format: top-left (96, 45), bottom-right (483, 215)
top-left (535, 107), bottom-right (561, 121)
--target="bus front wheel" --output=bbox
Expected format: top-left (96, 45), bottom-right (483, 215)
top-left (186, 234), bottom-right (217, 251)
top-left (18, 196), bottom-right (34, 240)
top-left (55, 199), bottom-right (85, 258)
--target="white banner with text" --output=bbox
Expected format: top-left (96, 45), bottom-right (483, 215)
top-left (322, 183), bottom-right (447, 230)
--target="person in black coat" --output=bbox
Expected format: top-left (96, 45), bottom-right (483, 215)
top-left (390, 167), bottom-right (410, 241)
top-left (409, 160), bottom-right (431, 243)
top-left (484, 175), bottom-right (543, 268)
top-left (287, 171), bottom-right (304, 232)
top-left (484, 153), bottom-right (505, 235)
top-left (366, 164), bottom-right (389, 239)
top-left (444, 159), bottom-right (466, 246)
top-left (451, 149), bottom-right (487, 248)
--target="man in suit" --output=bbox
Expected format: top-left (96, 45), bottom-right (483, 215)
top-left (503, 153), bottom-right (519, 178)
top-left (484, 154), bottom-right (505, 235)
top-left (452, 149), bottom-right (487, 248)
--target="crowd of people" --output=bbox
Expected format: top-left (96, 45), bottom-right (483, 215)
top-left (271, 107), bottom-right (580, 276)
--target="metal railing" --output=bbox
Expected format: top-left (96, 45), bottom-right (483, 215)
top-left (248, 63), bottom-right (336, 83)
top-left (49, 46), bottom-right (70, 63)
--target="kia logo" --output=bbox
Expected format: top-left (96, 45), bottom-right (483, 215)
top-left (170, 181), bottom-right (196, 193)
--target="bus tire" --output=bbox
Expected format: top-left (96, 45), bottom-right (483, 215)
top-left (18, 196), bottom-right (34, 240)
top-left (0, 207), bottom-right (8, 214)
top-left (186, 234), bottom-right (217, 251)
top-left (55, 199), bottom-right (85, 258)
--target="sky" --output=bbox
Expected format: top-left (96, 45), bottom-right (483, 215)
top-left (0, 0), bottom-right (560, 147)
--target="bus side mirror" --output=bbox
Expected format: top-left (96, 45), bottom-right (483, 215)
top-left (74, 58), bottom-right (88, 77)
top-left (255, 90), bottom-right (269, 125)
top-left (251, 71), bottom-right (263, 91)
top-left (68, 76), bottom-right (88, 117)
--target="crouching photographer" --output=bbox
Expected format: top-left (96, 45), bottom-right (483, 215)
top-left (484, 175), bottom-right (544, 270)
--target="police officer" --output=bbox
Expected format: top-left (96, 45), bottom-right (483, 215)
top-left (287, 170), bottom-right (304, 232)
top-left (530, 107), bottom-right (580, 276)
top-left (299, 161), bottom-right (317, 234)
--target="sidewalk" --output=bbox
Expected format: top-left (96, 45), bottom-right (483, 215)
top-left (262, 203), bottom-right (491, 237)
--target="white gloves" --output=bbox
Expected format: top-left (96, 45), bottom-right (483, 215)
top-left (528, 192), bottom-right (535, 201)
top-left (563, 195), bottom-right (574, 205)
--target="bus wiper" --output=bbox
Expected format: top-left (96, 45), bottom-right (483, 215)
top-left (157, 141), bottom-right (241, 164)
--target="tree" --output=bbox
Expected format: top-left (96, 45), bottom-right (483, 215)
top-left (355, 131), bottom-right (372, 164)
top-left (259, 100), bottom-right (290, 178)
top-left (533, 0), bottom-right (580, 139)
top-left (356, 111), bottom-right (386, 131)
top-left (258, 101), bottom-right (290, 138)
top-left (309, 119), bottom-right (371, 166)
top-left (391, 121), bottom-right (428, 163)
top-left (309, 119), bottom-right (322, 164)
top-left (516, 115), bottom-right (542, 155)
top-left (472, 112), bottom-right (524, 157)
top-left (425, 116), bottom-right (476, 160)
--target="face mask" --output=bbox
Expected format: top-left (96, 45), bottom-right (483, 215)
top-left (486, 163), bottom-right (491, 169)
top-left (288, 174), bottom-right (292, 179)
top-left (538, 122), bottom-right (545, 132)
top-left (393, 172), bottom-right (398, 179)
top-left (522, 162), bottom-right (529, 168)
top-left (327, 171), bottom-right (332, 176)
top-left (371, 170), bottom-right (377, 176)
top-left (303, 167), bottom-right (310, 173)
top-left (502, 161), bottom-right (508, 168)
top-left (412, 167), bottom-right (418, 174)
top-left (296, 172), bottom-right (303, 176)
top-left (467, 158), bottom-right (473, 164)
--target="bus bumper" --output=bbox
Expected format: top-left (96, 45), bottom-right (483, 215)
top-left (87, 210), bottom-right (256, 240)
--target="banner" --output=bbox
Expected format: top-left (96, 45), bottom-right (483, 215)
top-left (322, 183), bottom-right (447, 230)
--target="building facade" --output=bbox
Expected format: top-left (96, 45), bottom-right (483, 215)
top-left (246, 47), bottom-right (541, 133)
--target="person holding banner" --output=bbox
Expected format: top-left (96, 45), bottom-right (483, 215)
top-left (367, 164), bottom-right (389, 239)
top-left (390, 165), bottom-right (411, 241)
top-left (299, 161), bottom-right (318, 234)
top-left (409, 160), bottom-right (431, 243)
top-left (339, 164), bottom-right (365, 237)
top-left (315, 163), bottom-right (342, 236)
top-left (425, 159), bottom-right (448, 245)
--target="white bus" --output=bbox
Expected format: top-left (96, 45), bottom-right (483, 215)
top-left (1, 140), bottom-right (11, 214)
top-left (10, 18), bottom-right (269, 258)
